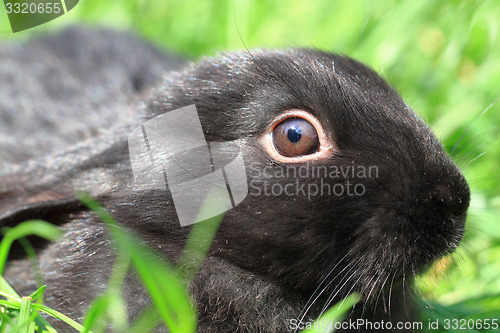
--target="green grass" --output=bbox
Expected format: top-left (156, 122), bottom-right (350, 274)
top-left (1, 0), bottom-right (499, 332)
top-left (0, 196), bottom-right (203, 333)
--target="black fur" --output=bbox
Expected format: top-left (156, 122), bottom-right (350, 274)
top-left (1, 28), bottom-right (470, 332)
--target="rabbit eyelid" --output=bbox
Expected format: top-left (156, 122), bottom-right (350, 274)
top-left (262, 109), bottom-right (336, 163)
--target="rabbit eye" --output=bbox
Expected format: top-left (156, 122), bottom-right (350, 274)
top-left (271, 117), bottom-right (320, 157)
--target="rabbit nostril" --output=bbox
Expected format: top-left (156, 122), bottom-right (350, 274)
top-left (437, 198), bottom-right (456, 219)
top-left (434, 186), bottom-right (470, 220)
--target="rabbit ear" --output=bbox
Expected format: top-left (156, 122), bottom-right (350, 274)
top-left (0, 172), bottom-right (79, 228)
top-left (0, 136), bottom-right (129, 228)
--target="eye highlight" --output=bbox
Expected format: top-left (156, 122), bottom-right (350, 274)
top-left (271, 117), bottom-right (320, 157)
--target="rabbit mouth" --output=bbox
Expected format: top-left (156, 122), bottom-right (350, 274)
top-left (338, 209), bottom-right (467, 301)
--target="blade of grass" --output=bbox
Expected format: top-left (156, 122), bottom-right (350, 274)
top-left (121, 238), bottom-right (196, 333)
top-left (0, 299), bottom-right (20, 309)
top-left (106, 292), bottom-right (128, 332)
top-left (0, 299), bottom-right (85, 332)
top-left (178, 215), bottom-right (223, 281)
top-left (34, 304), bottom-right (90, 332)
top-left (17, 297), bottom-right (32, 333)
top-left (301, 293), bottom-right (360, 333)
top-left (27, 321), bottom-right (35, 333)
top-left (83, 240), bottom-right (131, 333)
top-left (178, 187), bottom-right (226, 281)
top-left (0, 220), bottom-right (63, 275)
top-left (105, 253), bottom-right (129, 332)
top-left (17, 237), bottom-right (45, 289)
top-left (78, 192), bottom-right (197, 333)
top-left (0, 285), bottom-right (21, 302)
top-left (83, 295), bottom-right (109, 333)
top-left (128, 305), bottom-right (161, 333)
top-left (0, 310), bottom-right (12, 333)
top-left (33, 315), bottom-right (58, 333)
top-left (29, 286), bottom-right (46, 302)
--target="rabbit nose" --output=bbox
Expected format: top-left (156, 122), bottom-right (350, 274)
top-left (432, 176), bottom-right (470, 220)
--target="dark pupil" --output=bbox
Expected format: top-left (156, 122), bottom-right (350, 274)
top-left (287, 127), bottom-right (301, 143)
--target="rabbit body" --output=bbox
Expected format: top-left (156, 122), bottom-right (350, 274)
top-left (1, 28), bottom-right (469, 332)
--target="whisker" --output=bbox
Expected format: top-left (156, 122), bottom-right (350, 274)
top-left (451, 97), bottom-right (499, 157)
top-left (372, 273), bottom-right (391, 322)
top-left (317, 263), bottom-right (360, 317)
top-left (463, 152), bottom-right (486, 168)
top-left (359, 270), bottom-right (383, 320)
top-left (387, 271), bottom-right (398, 325)
top-left (402, 263), bottom-right (411, 322)
top-left (293, 252), bottom-right (351, 331)
top-left (318, 261), bottom-right (371, 318)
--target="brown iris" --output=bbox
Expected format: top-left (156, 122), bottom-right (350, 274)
top-left (271, 117), bottom-right (320, 157)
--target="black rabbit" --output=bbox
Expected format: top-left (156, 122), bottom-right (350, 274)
top-left (1, 28), bottom-right (470, 332)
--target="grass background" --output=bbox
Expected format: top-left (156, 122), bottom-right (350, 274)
top-left (1, 0), bottom-right (499, 332)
